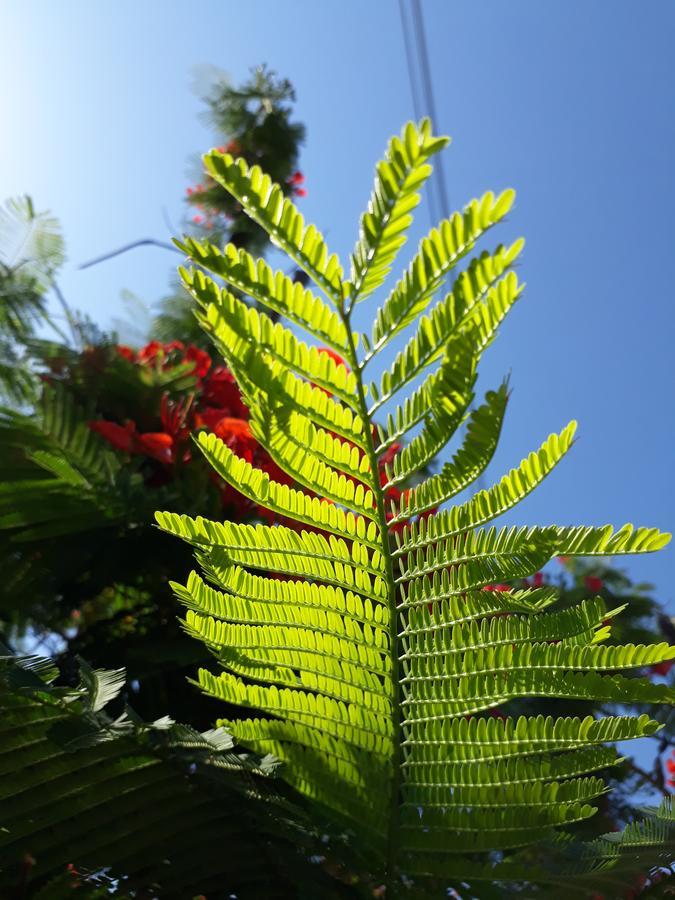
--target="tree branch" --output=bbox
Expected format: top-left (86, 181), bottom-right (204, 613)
top-left (79, 238), bottom-right (181, 270)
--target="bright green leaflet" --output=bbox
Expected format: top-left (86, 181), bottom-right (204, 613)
top-left (157, 120), bottom-right (673, 894)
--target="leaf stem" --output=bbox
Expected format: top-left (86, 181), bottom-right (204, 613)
top-left (339, 300), bottom-right (402, 894)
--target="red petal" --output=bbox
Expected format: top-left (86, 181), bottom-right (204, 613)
top-left (137, 432), bottom-right (174, 464)
top-left (88, 419), bottom-right (137, 453)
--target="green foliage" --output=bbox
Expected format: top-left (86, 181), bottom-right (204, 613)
top-left (0, 651), bottom-right (353, 899)
top-left (157, 120), bottom-right (674, 894)
top-left (0, 383), bottom-right (127, 539)
top-left (0, 195), bottom-right (66, 401)
top-left (0, 195), bottom-right (65, 292)
top-left (153, 65), bottom-right (306, 345)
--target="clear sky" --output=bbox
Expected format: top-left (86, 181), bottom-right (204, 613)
top-left (1, 0), bottom-right (673, 604)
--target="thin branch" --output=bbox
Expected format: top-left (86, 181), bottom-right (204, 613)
top-left (49, 278), bottom-right (79, 346)
top-left (79, 238), bottom-right (181, 270)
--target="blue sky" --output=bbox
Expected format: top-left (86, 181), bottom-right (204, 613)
top-left (1, 0), bottom-right (673, 605)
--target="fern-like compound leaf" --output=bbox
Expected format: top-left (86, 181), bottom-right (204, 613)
top-left (162, 120), bottom-right (672, 893)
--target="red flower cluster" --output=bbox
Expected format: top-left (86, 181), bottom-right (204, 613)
top-left (90, 419), bottom-right (171, 463)
top-left (118, 340), bottom-right (211, 382)
top-left (665, 750), bottom-right (675, 789)
top-left (91, 342), bottom-right (299, 521)
top-left (197, 365), bottom-right (249, 423)
top-left (287, 170), bottom-right (307, 198)
top-left (216, 140), bottom-right (243, 156)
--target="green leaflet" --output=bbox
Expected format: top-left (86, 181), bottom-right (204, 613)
top-left (368, 242), bottom-right (523, 410)
top-left (248, 398), bottom-right (377, 507)
top-left (391, 383), bottom-right (509, 520)
top-left (177, 239), bottom-right (349, 351)
top-left (394, 421), bottom-right (579, 553)
top-left (368, 186), bottom-right (517, 356)
top-left (349, 119), bottom-right (449, 305)
top-left (183, 271), bottom-right (359, 408)
top-left (158, 120), bottom-right (672, 893)
top-left (184, 267), bottom-right (367, 447)
top-left (195, 434), bottom-right (381, 545)
top-left (204, 150), bottom-right (346, 305)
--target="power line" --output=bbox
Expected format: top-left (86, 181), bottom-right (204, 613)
top-left (399, 1), bottom-right (487, 491)
top-left (410, 0), bottom-right (450, 217)
top-left (398, 0), bottom-right (450, 226)
top-left (398, 0), bottom-right (438, 226)
top-left (398, 0), bottom-right (424, 124)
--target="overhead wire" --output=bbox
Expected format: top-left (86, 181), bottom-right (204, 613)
top-left (398, 0), bottom-right (449, 225)
top-left (398, 0), bottom-right (487, 492)
top-left (410, 0), bottom-right (450, 218)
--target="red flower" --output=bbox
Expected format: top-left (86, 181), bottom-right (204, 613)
top-left (225, 140), bottom-right (242, 155)
top-left (185, 345), bottom-right (211, 380)
top-left (213, 417), bottom-right (257, 462)
top-left (665, 750), bottom-right (675, 788)
top-left (207, 416), bottom-right (293, 518)
top-left (486, 584), bottom-right (512, 593)
top-left (382, 480), bottom-right (402, 502)
top-left (195, 406), bottom-right (229, 431)
top-left (89, 419), bottom-right (137, 453)
top-left (289, 171), bottom-right (305, 185)
top-left (161, 394), bottom-right (193, 444)
top-left (585, 575), bottom-right (604, 593)
top-left (193, 215), bottom-right (203, 225)
top-left (532, 572), bottom-right (545, 587)
top-left (294, 187), bottom-right (307, 198)
top-left (90, 415), bottom-right (179, 465)
top-left (137, 340), bottom-right (185, 366)
top-left (651, 660), bottom-right (674, 677)
top-left (201, 366), bottom-right (248, 418)
top-left (136, 432), bottom-right (174, 464)
top-left (116, 344), bottom-right (135, 362)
